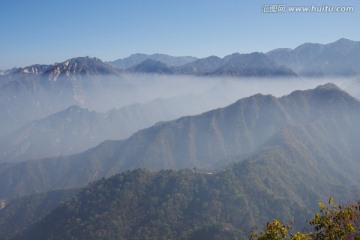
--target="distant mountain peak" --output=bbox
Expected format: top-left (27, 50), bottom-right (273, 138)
top-left (66, 105), bottom-right (87, 112)
top-left (43, 56), bottom-right (119, 81)
top-left (326, 38), bottom-right (359, 53)
top-left (294, 42), bottom-right (323, 52)
top-left (48, 105), bottom-right (92, 120)
top-left (140, 58), bottom-right (164, 65)
top-left (208, 52), bottom-right (296, 77)
top-left (128, 59), bottom-right (173, 74)
top-left (109, 53), bottom-right (198, 69)
top-left (284, 83), bottom-right (359, 113)
top-left (54, 56), bottom-right (107, 69)
top-left (266, 48), bottom-right (292, 55)
top-left (333, 38), bottom-right (355, 44)
top-left (287, 83), bottom-right (346, 98)
top-left (315, 83), bottom-right (341, 91)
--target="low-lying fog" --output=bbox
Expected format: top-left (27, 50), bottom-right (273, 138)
top-left (97, 74), bottom-right (358, 111)
top-left (87, 74), bottom-right (357, 112)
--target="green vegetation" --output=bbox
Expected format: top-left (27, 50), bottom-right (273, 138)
top-left (14, 169), bottom-right (248, 240)
top-left (0, 189), bottom-right (78, 240)
top-left (251, 198), bottom-right (360, 240)
top-left (13, 156), bottom-right (358, 240)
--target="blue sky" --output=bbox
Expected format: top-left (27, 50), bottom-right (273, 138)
top-left (0, 0), bottom-right (359, 69)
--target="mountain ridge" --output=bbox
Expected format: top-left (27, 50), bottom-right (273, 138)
top-left (127, 59), bottom-right (174, 74)
top-left (0, 92), bottom-right (232, 163)
top-left (267, 38), bottom-right (360, 76)
top-left (108, 53), bottom-right (198, 69)
top-left (3, 38), bottom-right (359, 79)
top-left (0, 83), bottom-right (359, 201)
top-left (13, 122), bottom-right (360, 240)
top-left (172, 52), bottom-right (297, 77)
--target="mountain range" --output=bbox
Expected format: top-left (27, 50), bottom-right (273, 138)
top-left (125, 52), bottom-right (297, 77)
top-left (0, 56), bottom-right (132, 138)
top-left (0, 39), bottom-right (358, 129)
top-left (6, 85), bottom-right (360, 238)
top-left (3, 55), bottom-right (297, 162)
top-left (107, 38), bottom-right (360, 77)
top-left (0, 83), bottom-right (359, 239)
top-left (0, 92), bottom-right (232, 163)
top-left (1, 83), bottom-right (360, 201)
top-left (267, 38), bottom-right (360, 77)
top-left (1, 38), bottom-right (360, 239)
top-left (175, 52), bottom-right (297, 77)
top-left (2, 39), bottom-right (360, 79)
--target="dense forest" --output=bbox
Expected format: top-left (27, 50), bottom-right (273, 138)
top-left (0, 189), bottom-right (78, 240)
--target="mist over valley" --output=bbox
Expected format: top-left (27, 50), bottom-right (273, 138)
top-left (1, 38), bottom-right (360, 239)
